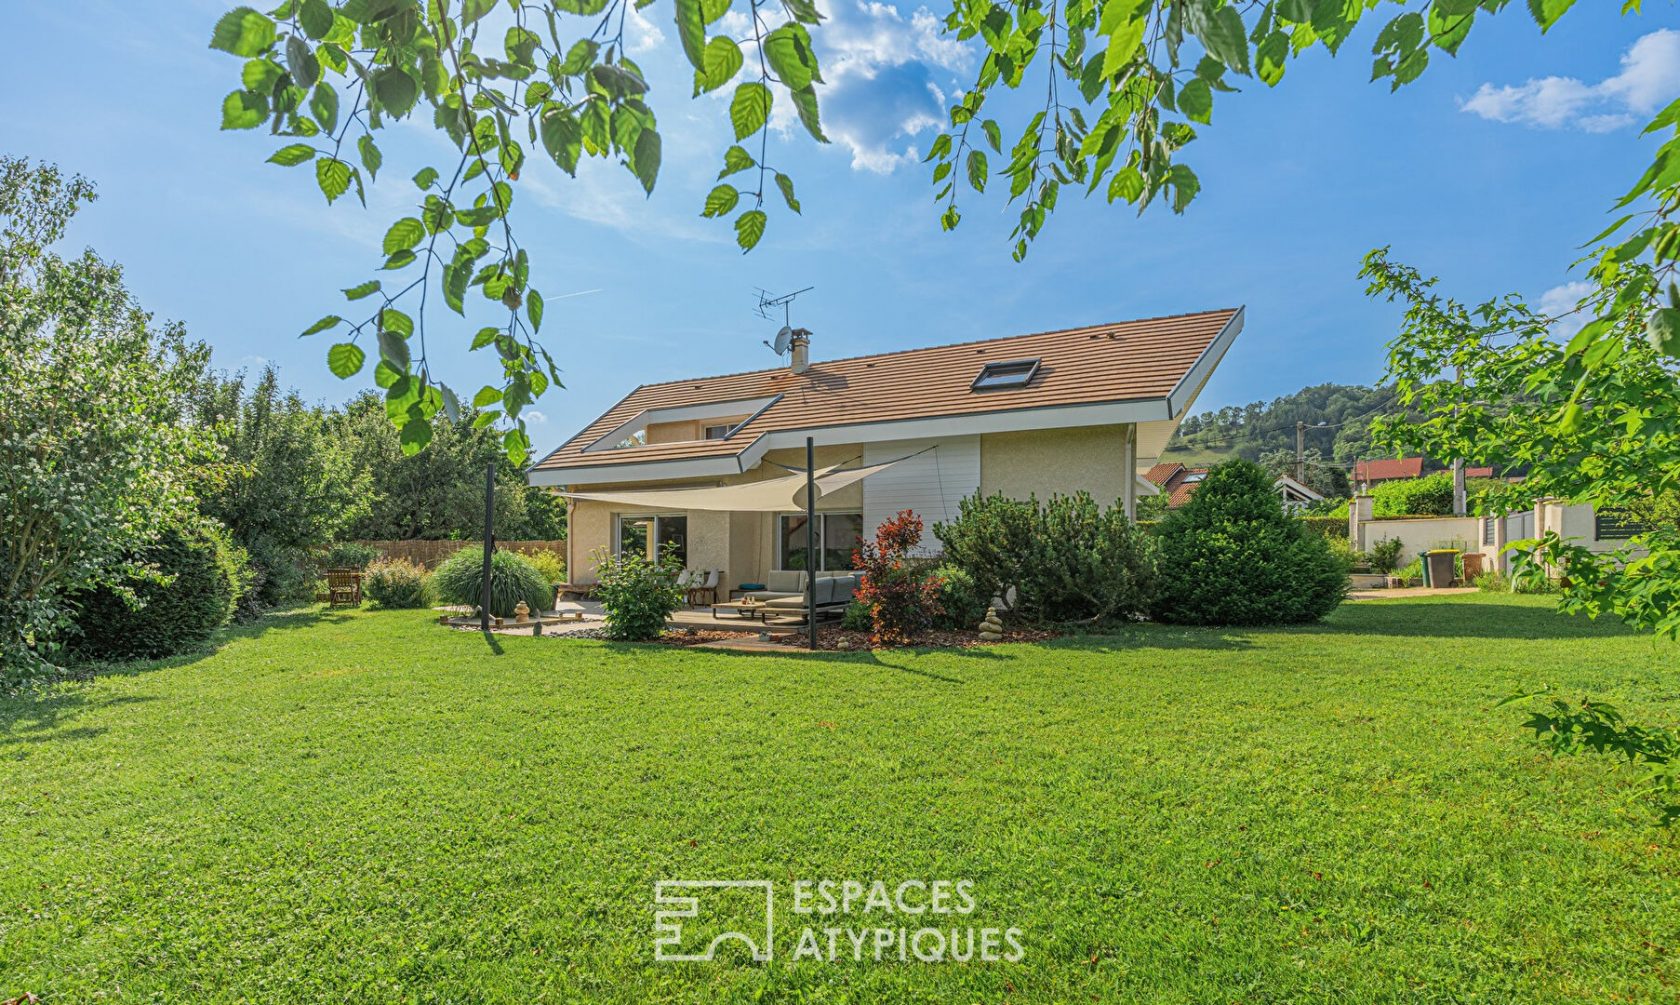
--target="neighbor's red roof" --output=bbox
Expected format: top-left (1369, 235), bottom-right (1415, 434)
top-left (535, 308), bottom-right (1243, 475)
top-left (1144, 461), bottom-right (1208, 508)
top-left (1354, 457), bottom-right (1424, 483)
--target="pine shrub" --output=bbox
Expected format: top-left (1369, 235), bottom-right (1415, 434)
top-left (69, 522), bottom-right (240, 662)
top-left (1151, 460), bottom-right (1349, 626)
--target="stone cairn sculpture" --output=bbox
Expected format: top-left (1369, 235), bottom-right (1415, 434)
top-left (977, 606), bottom-right (1004, 642)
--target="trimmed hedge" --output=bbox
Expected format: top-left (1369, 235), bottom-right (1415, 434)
top-left (70, 523), bottom-right (241, 662)
top-left (1151, 460), bottom-right (1349, 626)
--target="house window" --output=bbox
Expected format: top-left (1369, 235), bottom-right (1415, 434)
top-left (778, 513), bottom-right (863, 571)
top-left (703, 423), bottom-right (732, 440)
top-left (616, 514), bottom-right (688, 565)
top-left (971, 358), bottom-right (1041, 391)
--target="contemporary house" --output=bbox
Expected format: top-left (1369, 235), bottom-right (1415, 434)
top-left (1144, 461), bottom-right (1325, 513)
top-left (529, 308), bottom-right (1245, 588)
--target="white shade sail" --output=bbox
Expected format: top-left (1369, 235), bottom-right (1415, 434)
top-left (555, 458), bottom-right (907, 512)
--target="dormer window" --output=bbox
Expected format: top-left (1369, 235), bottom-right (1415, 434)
top-left (972, 358), bottom-right (1041, 391)
top-left (703, 423), bottom-right (732, 440)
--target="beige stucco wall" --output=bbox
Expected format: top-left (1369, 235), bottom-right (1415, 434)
top-left (979, 425), bottom-right (1129, 507)
top-left (644, 420), bottom-right (698, 444)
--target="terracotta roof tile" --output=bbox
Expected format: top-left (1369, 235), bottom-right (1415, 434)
top-left (1354, 457), bottom-right (1424, 483)
top-left (535, 308), bottom-right (1242, 473)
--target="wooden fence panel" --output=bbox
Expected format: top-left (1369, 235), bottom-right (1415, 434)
top-left (357, 540), bottom-right (565, 570)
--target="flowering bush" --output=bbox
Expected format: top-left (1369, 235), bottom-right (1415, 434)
top-left (852, 511), bottom-right (943, 646)
top-left (590, 547), bottom-right (685, 641)
top-left (363, 559), bottom-right (431, 609)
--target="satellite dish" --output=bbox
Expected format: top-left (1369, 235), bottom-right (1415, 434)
top-left (771, 326), bottom-right (793, 355)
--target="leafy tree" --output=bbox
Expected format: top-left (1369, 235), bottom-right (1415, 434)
top-left (0, 158), bottom-right (216, 684)
top-left (207, 1), bottom-right (1668, 465)
top-left (337, 392), bottom-right (565, 540)
top-left (189, 367), bottom-right (367, 606)
top-left (1367, 251), bottom-right (1680, 637)
top-left (1151, 460), bottom-right (1347, 626)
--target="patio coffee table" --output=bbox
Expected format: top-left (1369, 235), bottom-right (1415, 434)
top-left (712, 599), bottom-right (775, 621)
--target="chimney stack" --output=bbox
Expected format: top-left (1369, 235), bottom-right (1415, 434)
top-left (789, 328), bottom-right (811, 374)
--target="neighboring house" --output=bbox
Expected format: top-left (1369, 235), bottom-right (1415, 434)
top-left (529, 308), bottom-right (1245, 586)
top-left (1352, 456), bottom-right (1425, 490)
top-left (1145, 462), bottom-right (1325, 513)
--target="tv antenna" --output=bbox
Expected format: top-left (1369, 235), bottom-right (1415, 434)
top-left (755, 286), bottom-right (813, 356)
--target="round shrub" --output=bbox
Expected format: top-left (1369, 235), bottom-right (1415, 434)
top-left (931, 563), bottom-right (988, 630)
top-left (590, 548), bottom-right (686, 641)
top-left (515, 548), bottom-right (567, 587)
top-left (70, 523), bottom-right (240, 662)
top-left (363, 559), bottom-right (432, 609)
top-left (1151, 460), bottom-right (1349, 626)
top-left (431, 547), bottom-right (552, 618)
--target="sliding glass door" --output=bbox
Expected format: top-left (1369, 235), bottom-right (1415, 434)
top-left (777, 512), bottom-right (863, 572)
top-left (616, 515), bottom-right (688, 565)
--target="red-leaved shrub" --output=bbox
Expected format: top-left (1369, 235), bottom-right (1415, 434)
top-left (852, 510), bottom-right (944, 646)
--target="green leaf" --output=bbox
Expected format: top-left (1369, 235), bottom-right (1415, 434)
top-left (695, 36), bottom-right (744, 95)
top-left (210, 7), bottom-right (276, 57)
top-left (383, 249), bottom-right (417, 270)
top-left (443, 261), bottom-right (468, 314)
top-left (527, 289), bottom-right (545, 333)
top-left (966, 149), bottom-right (988, 193)
top-left (461, 0), bottom-right (497, 25)
top-left (735, 208), bottom-right (767, 252)
top-left (730, 82), bottom-right (772, 140)
top-left (1525, 0), bottom-right (1576, 31)
top-left (632, 128), bottom-right (662, 195)
top-left (383, 217), bottom-right (426, 255)
top-left (473, 385), bottom-right (504, 408)
top-left (300, 314), bottom-right (344, 336)
top-left (471, 326), bottom-right (500, 350)
top-left (286, 35), bottom-right (320, 90)
top-left (782, 0), bottom-right (823, 24)
top-left (299, 0), bottom-right (334, 39)
top-left (1647, 307), bottom-right (1680, 357)
top-left (373, 67), bottom-right (418, 118)
top-left (674, 0), bottom-right (707, 67)
top-left (558, 38), bottom-right (598, 75)
top-left (413, 166), bottom-right (439, 189)
top-left (789, 84), bottom-right (827, 142)
top-left (267, 143), bottom-right (315, 166)
top-left (310, 82), bottom-right (338, 134)
top-left (441, 384), bottom-right (462, 424)
top-left (540, 108), bottom-right (583, 175)
top-left (343, 279), bottom-right (382, 300)
top-left (378, 329), bottom-right (411, 369)
top-left (373, 360), bottom-right (402, 389)
top-left (315, 157), bottom-right (352, 203)
top-left (719, 145), bottom-right (755, 178)
top-left (1107, 165), bottom-right (1144, 204)
top-left (221, 90), bottom-right (267, 130)
top-left (327, 341), bottom-right (365, 378)
top-left (981, 119), bottom-right (1002, 153)
top-left (774, 172), bottom-right (800, 213)
top-left (702, 184), bottom-right (740, 218)
top-left (765, 23), bottom-right (820, 91)
top-left (1178, 79), bottom-right (1213, 123)
top-left (357, 134), bottom-right (382, 180)
top-left (399, 418), bottom-right (433, 456)
top-left (1198, 4), bottom-right (1251, 76)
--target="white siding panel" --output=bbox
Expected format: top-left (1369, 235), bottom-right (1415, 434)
top-left (863, 437), bottom-right (981, 555)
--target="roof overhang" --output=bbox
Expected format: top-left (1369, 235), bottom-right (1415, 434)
top-left (531, 307), bottom-right (1246, 488)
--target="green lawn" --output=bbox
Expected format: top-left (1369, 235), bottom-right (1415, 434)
top-left (2, 596), bottom-right (1677, 1003)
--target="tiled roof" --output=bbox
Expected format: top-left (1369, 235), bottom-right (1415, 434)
top-left (1354, 456), bottom-right (1425, 483)
top-left (533, 308), bottom-right (1242, 473)
top-left (1143, 461), bottom-right (1208, 507)
top-left (1463, 466), bottom-right (1494, 478)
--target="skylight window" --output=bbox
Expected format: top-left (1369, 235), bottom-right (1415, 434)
top-left (971, 358), bottom-right (1041, 391)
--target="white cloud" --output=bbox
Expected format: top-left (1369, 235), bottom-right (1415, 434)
top-left (811, 1), bottom-right (977, 173)
top-left (1462, 29), bottom-right (1680, 132)
top-left (625, 2), bottom-right (666, 54)
top-left (1539, 280), bottom-right (1594, 340)
top-left (525, 410), bottom-right (549, 424)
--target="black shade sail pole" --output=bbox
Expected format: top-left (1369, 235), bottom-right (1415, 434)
top-left (480, 461), bottom-right (495, 633)
top-left (806, 436), bottom-right (817, 651)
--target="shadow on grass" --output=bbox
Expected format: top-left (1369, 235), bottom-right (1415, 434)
top-left (1318, 597), bottom-right (1638, 640)
top-left (0, 606), bottom-right (356, 744)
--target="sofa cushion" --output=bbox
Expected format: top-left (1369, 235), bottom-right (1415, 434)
top-left (766, 569), bottom-right (806, 594)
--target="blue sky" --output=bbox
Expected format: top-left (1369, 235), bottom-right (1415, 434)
top-left (3, 2), bottom-right (1676, 455)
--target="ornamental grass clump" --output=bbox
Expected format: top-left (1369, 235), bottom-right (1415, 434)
top-left (431, 548), bottom-right (551, 619)
top-left (1151, 460), bottom-right (1348, 626)
top-left (362, 559), bottom-right (432, 609)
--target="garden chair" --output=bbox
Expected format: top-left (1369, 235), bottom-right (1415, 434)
top-left (688, 569), bottom-right (721, 607)
top-left (325, 568), bottom-right (362, 608)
